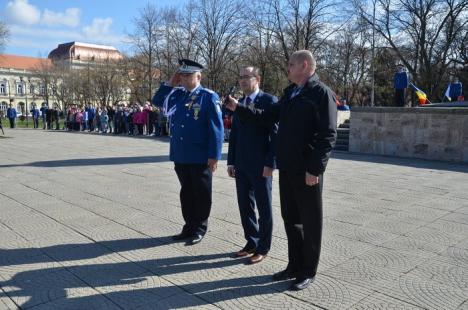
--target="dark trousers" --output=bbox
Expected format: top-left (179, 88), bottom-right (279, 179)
top-left (394, 88), bottom-right (406, 107)
top-left (279, 170), bottom-right (323, 278)
top-left (8, 118), bottom-right (15, 128)
top-left (235, 167), bottom-right (273, 254)
top-left (33, 118), bottom-right (39, 128)
top-left (174, 163), bottom-right (213, 236)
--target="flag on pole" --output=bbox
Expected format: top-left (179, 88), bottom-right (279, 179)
top-left (444, 84), bottom-right (451, 101)
top-left (410, 83), bottom-right (428, 105)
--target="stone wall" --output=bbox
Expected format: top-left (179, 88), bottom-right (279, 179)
top-left (349, 107), bottom-right (468, 163)
top-left (337, 110), bottom-right (350, 126)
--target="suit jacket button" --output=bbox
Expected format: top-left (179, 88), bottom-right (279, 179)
top-left (180, 137), bottom-right (183, 140)
top-left (181, 125), bottom-right (184, 128)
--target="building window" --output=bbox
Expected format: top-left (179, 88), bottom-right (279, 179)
top-left (0, 83), bottom-right (5, 94)
top-left (40, 85), bottom-right (45, 95)
top-left (17, 83), bottom-right (24, 95)
top-left (17, 102), bottom-right (25, 114)
top-left (30, 85), bottom-right (35, 94)
top-left (0, 101), bottom-right (7, 115)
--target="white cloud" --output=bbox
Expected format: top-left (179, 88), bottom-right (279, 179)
top-left (81, 17), bottom-right (123, 45)
top-left (42, 8), bottom-right (81, 27)
top-left (5, 0), bottom-right (41, 26)
top-left (82, 18), bottom-right (113, 38)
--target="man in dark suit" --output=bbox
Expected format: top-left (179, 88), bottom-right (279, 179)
top-left (226, 50), bottom-right (337, 290)
top-left (227, 66), bottom-right (278, 264)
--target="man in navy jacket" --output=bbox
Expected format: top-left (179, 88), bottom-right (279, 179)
top-left (6, 103), bottom-right (17, 128)
top-left (227, 66), bottom-right (278, 264)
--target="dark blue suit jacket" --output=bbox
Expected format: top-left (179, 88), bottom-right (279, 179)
top-left (227, 90), bottom-right (278, 175)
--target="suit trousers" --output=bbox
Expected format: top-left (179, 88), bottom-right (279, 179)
top-left (279, 170), bottom-right (323, 278)
top-left (174, 163), bottom-right (213, 236)
top-left (235, 167), bottom-right (273, 255)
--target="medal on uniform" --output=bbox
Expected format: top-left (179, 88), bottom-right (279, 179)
top-left (193, 103), bottom-right (201, 120)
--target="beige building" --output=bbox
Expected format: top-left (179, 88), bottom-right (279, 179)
top-left (0, 41), bottom-right (123, 116)
top-left (0, 54), bottom-right (53, 116)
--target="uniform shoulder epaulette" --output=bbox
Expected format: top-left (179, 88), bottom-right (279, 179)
top-left (200, 88), bottom-right (216, 95)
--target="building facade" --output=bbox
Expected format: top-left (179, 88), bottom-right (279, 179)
top-left (0, 42), bottom-right (123, 116)
top-left (0, 54), bottom-right (54, 116)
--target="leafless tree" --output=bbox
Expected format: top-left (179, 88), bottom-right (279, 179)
top-left (92, 57), bottom-right (128, 106)
top-left (33, 59), bottom-right (55, 107)
top-left (129, 3), bottom-right (164, 101)
top-left (355, 0), bottom-right (468, 101)
top-left (0, 20), bottom-right (8, 52)
top-left (195, 0), bottom-right (246, 90)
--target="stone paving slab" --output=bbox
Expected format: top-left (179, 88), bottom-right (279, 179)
top-left (0, 128), bottom-right (467, 309)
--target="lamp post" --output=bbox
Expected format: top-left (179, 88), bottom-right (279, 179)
top-left (20, 76), bottom-right (29, 127)
top-left (5, 78), bottom-right (12, 104)
top-left (370, 0), bottom-right (376, 107)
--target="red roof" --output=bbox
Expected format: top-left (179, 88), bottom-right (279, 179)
top-left (0, 54), bottom-right (52, 71)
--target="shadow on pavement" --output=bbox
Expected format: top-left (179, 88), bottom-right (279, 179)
top-left (0, 156), bottom-right (170, 168)
top-left (0, 237), bottom-right (287, 309)
top-left (0, 153), bottom-right (228, 168)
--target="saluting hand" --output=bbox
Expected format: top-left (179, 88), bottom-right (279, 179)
top-left (305, 172), bottom-right (319, 186)
top-left (168, 73), bottom-right (181, 87)
top-left (225, 95), bottom-right (238, 111)
top-left (208, 159), bottom-right (218, 172)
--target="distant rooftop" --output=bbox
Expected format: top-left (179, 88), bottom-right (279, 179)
top-left (48, 41), bottom-right (122, 62)
top-left (0, 54), bottom-right (51, 71)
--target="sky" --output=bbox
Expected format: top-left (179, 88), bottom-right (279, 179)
top-left (0, 0), bottom-right (189, 58)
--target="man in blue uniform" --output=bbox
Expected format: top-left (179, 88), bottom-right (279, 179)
top-left (394, 64), bottom-right (409, 107)
top-left (152, 59), bottom-right (224, 245)
top-left (227, 66), bottom-right (278, 264)
top-left (6, 103), bottom-right (17, 128)
top-left (446, 77), bottom-right (463, 101)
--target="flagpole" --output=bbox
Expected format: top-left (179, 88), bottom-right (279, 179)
top-left (370, 0), bottom-right (376, 107)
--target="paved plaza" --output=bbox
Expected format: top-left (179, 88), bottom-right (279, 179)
top-left (0, 129), bottom-right (467, 310)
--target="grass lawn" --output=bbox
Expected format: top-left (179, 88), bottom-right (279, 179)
top-left (0, 117), bottom-right (65, 129)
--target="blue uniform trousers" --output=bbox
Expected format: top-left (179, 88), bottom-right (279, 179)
top-left (174, 163), bottom-right (213, 236)
top-left (235, 167), bottom-right (273, 255)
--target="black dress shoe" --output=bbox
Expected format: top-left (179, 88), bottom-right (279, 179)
top-left (290, 276), bottom-right (315, 291)
top-left (272, 269), bottom-right (298, 281)
top-left (186, 234), bottom-right (204, 245)
top-left (172, 231), bottom-right (192, 240)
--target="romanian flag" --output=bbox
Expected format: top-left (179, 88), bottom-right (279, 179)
top-left (410, 83), bottom-right (428, 105)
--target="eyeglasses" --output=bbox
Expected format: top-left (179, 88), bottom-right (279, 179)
top-left (239, 75), bottom-right (256, 80)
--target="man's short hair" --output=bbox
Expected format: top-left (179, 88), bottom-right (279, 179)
top-left (291, 50), bottom-right (316, 72)
top-left (242, 66), bottom-right (261, 78)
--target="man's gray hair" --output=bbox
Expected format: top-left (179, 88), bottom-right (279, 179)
top-left (291, 50), bottom-right (316, 72)
top-left (242, 66), bottom-right (261, 78)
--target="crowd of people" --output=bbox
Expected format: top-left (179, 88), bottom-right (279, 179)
top-left (2, 101), bottom-right (234, 140)
top-left (64, 103), bottom-right (168, 136)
